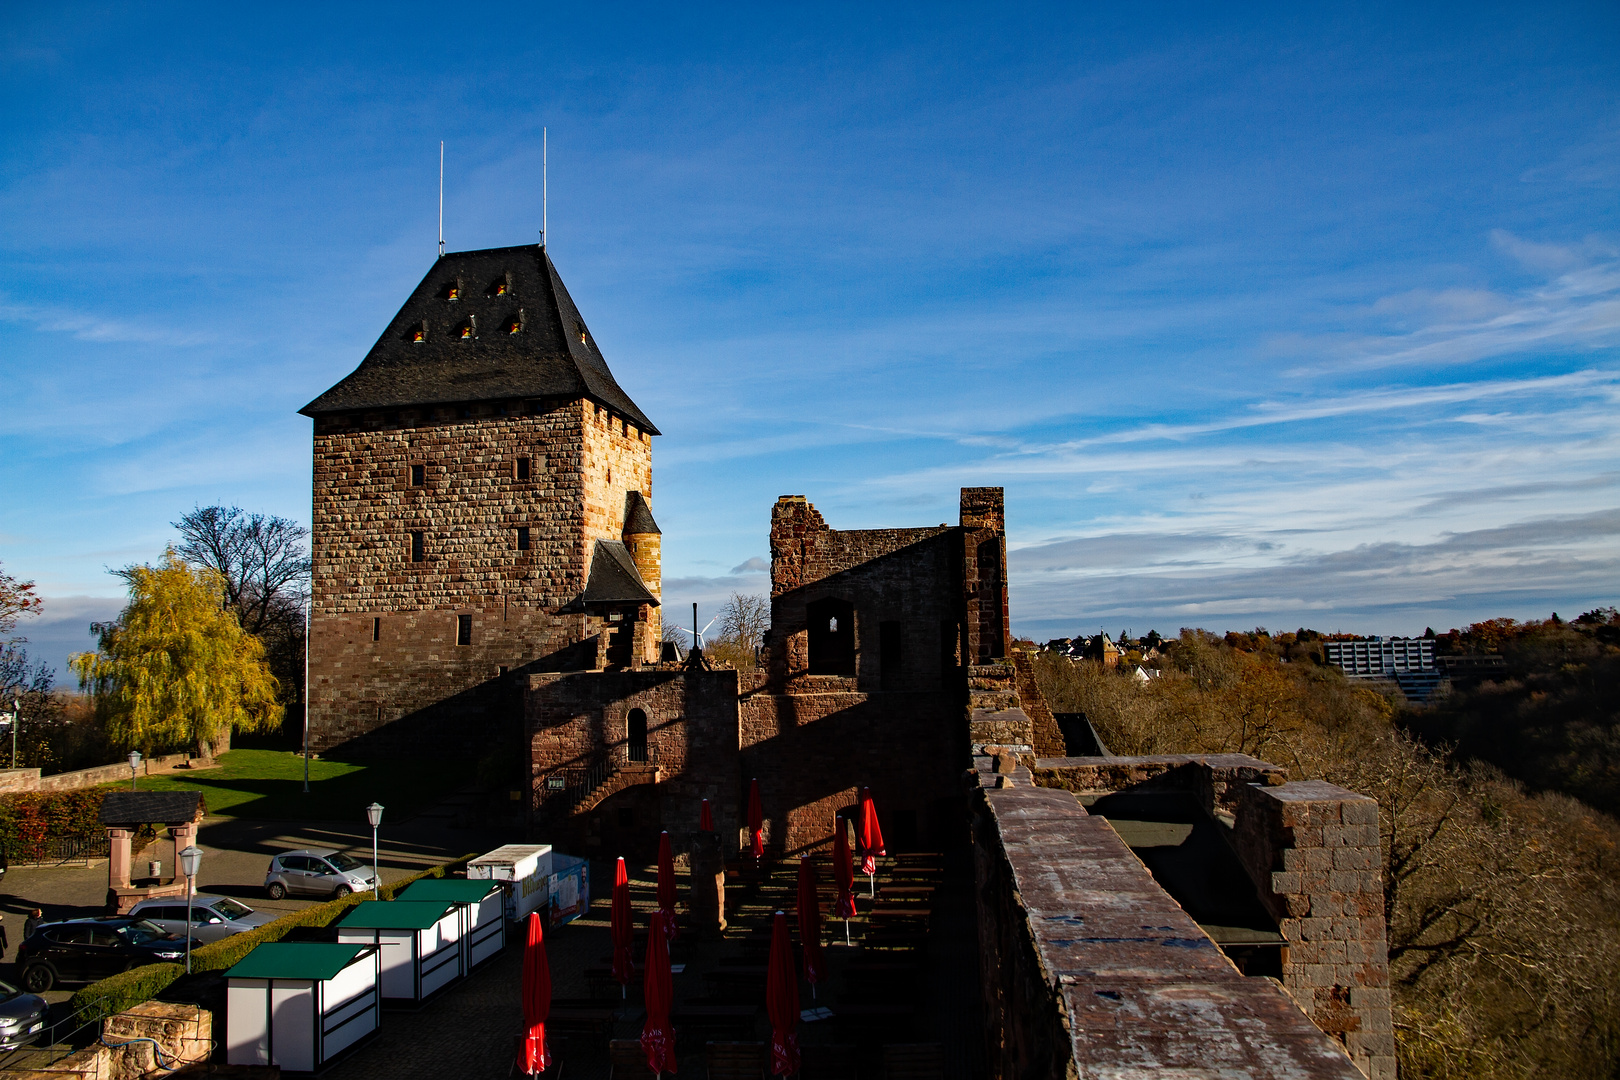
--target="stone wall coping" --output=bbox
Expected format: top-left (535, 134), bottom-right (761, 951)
top-left (1035, 752), bottom-right (1277, 769)
top-left (976, 765), bottom-right (1368, 1079)
top-left (1256, 779), bottom-right (1377, 804)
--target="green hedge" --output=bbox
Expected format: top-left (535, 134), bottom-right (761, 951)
top-left (66, 853), bottom-right (478, 1018)
top-left (67, 963), bottom-right (184, 1023)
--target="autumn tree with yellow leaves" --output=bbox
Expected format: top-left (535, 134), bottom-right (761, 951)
top-left (70, 549), bottom-right (282, 758)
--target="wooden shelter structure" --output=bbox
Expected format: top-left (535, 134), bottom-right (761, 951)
top-left (97, 791), bottom-right (205, 914)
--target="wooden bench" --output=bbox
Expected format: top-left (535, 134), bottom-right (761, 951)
top-left (705, 1040), bottom-right (766, 1079)
top-left (882, 1042), bottom-right (944, 1079)
top-left (608, 1038), bottom-right (653, 1078)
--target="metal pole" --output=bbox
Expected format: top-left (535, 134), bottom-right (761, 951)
top-left (372, 824), bottom-right (380, 896)
top-left (10, 698), bottom-right (17, 769)
top-left (303, 605), bottom-right (310, 794)
top-left (185, 872), bottom-right (193, 974)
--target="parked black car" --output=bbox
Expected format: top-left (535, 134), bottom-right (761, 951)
top-left (16, 918), bottom-right (192, 992)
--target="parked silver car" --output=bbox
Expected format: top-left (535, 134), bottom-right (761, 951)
top-left (264, 848), bottom-right (376, 899)
top-left (127, 894), bottom-right (276, 943)
top-left (0, 979), bottom-right (47, 1050)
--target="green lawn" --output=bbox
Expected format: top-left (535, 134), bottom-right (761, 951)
top-left (94, 749), bottom-right (475, 821)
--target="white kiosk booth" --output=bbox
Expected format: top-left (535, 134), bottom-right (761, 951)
top-left (468, 844), bottom-right (552, 923)
top-left (396, 878), bottom-right (506, 969)
top-left (335, 900), bottom-right (462, 1003)
top-left (226, 942), bottom-right (380, 1072)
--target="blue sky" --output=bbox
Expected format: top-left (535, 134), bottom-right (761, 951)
top-left (3, 3), bottom-right (1618, 677)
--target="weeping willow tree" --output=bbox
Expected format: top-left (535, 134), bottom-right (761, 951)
top-left (70, 549), bottom-right (282, 757)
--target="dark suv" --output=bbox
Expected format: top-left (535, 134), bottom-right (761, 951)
top-left (16, 918), bottom-right (192, 991)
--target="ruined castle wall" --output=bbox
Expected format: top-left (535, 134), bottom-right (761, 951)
top-left (526, 669), bottom-right (740, 855)
top-left (972, 756), bottom-right (1369, 1080)
top-left (737, 689), bottom-right (961, 855)
top-left (767, 497), bottom-right (962, 694)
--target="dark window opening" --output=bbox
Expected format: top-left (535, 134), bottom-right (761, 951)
top-left (372, 617), bottom-right (381, 642)
top-left (410, 531), bottom-right (425, 563)
top-left (627, 709), bottom-right (648, 763)
top-left (807, 597), bottom-right (856, 676)
top-left (977, 537), bottom-right (1005, 660)
top-left (456, 614), bottom-right (472, 646)
top-left (617, 807), bottom-right (635, 828)
top-left (516, 456), bottom-right (531, 480)
top-left (410, 463), bottom-right (425, 486)
top-left (880, 621), bottom-right (903, 683)
top-left (516, 526), bottom-right (530, 551)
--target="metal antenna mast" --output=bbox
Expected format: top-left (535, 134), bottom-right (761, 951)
top-left (438, 141), bottom-right (445, 259)
top-left (541, 128), bottom-right (547, 249)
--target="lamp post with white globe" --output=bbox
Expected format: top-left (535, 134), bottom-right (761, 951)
top-left (179, 846), bottom-right (203, 973)
top-left (365, 803), bottom-right (384, 896)
top-left (128, 751), bottom-right (142, 791)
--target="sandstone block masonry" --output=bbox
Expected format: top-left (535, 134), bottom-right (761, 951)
top-left (308, 399), bottom-right (655, 750)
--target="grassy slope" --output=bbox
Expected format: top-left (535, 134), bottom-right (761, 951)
top-left (94, 749), bottom-right (473, 820)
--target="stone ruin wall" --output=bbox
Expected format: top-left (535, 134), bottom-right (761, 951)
top-left (1029, 755), bottom-right (1395, 1080)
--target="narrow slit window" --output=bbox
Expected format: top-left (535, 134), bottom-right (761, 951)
top-left (372, 616), bottom-right (381, 642)
top-left (456, 614), bottom-right (472, 646)
top-left (410, 531), bottom-right (425, 563)
top-left (516, 457), bottom-right (531, 480)
top-left (516, 526), bottom-right (530, 551)
top-left (410, 463), bottom-right (425, 486)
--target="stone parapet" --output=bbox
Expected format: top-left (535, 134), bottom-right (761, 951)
top-left (972, 755), bottom-right (1369, 1080)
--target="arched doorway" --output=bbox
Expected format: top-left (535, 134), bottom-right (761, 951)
top-left (627, 708), bottom-right (649, 763)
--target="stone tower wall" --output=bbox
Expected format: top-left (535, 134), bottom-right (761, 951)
top-left (308, 396), bottom-right (654, 749)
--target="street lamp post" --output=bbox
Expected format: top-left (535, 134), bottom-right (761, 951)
top-left (365, 803), bottom-right (384, 895)
top-left (9, 696), bottom-right (19, 770)
top-left (128, 751), bottom-right (142, 791)
top-left (179, 846), bottom-right (203, 974)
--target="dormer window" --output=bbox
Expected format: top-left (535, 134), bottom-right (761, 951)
top-left (488, 273), bottom-right (512, 297)
top-left (576, 321), bottom-right (586, 345)
top-left (460, 325), bottom-right (472, 340)
top-left (447, 283), bottom-right (460, 301)
top-left (495, 281), bottom-right (508, 296)
top-left (412, 319), bottom-right (427, 343)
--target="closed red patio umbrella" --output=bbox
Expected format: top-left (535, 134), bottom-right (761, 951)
top-left (656, 830), bottom-right (679, 941)
top-left (748, 778), bottom-right (765, 861)
top-left (832, 817), bottom-right (856, 944)
top-left (640, 911), bottom-right (677, 1076)
top-left (766, 910), bottom-right (801, 1076)
top-left (611, 857), bottom-right (634, 998)
top-left (796, 855), bottom-right (826, 995)
top-left (700, 797), bottom-right (713, 832)
top-left (518, 911), bottom-right (552, 1074)
top-left (858, 787), bottom-right (886, 895)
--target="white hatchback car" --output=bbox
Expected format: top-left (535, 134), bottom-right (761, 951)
top-left (127, 895), bottom-right (276, 943)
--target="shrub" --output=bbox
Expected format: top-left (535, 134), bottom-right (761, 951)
top-left (0, 790), bottom-right (107, 860)
top-left (67, 963), bottom-right (183, 1022)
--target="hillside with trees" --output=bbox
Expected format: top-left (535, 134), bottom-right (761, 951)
top-left (1033, 620), bottom-right (1620, 1080)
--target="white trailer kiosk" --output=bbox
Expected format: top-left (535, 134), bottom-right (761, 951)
top-left (467, 844), bottom-right (552, 924)
top-left (396, 878), bottom-right (506, 970)
top-left (335, 900), bottom-right (462, 1003)
top-left (225, 942), bottom-right (380, 1072)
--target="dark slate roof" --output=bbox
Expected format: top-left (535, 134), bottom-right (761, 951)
top-left (579, 540), bottom-right (659, 607)
top-left (623, 491), bottom-right (661, 536)
top-left (300, 244), bottom-right (659, 434)
top-left (98, 790), bottom-right (206, 826)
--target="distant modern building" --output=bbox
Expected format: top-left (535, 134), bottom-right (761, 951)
top-left (1325, 637), bottom-right (1441, 701)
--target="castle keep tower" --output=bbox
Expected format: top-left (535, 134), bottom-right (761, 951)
top-left (301, 243), bottom-right (660, 751)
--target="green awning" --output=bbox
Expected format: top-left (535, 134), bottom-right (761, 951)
top-left (338, 900), bottom-right (456, 931)
top-left (226, 943), bottom-right (371, 981)
top-left (396, 878), bottom-right (501, 904)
